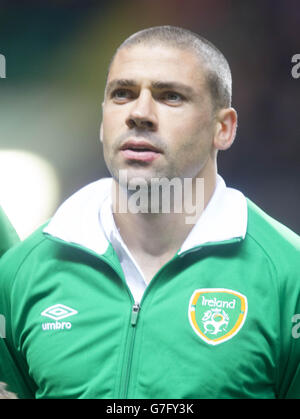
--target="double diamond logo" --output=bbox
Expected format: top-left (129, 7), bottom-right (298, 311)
top-left (41, 304), bottom-right (78, 321)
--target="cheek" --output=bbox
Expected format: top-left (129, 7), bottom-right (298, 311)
top-left (101, 114), bottom-right (122, 152)
top-left (166, 117), bottom-right (214, 175)
top-left (102, 111), bottom-right (115, 135)
top-left (102, 104), bottom-right (125, 130)
top-left (172, 114), bottom-right (213, 151)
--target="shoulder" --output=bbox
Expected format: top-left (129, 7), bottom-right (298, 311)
top-left (246, 199), bottom-right (299, 249)
top-left (0, 207), bottom-right (20, 257)
top-left (245, 199), bottom-right (300, 276)
top-left (0, 224), bottom-right (55, 291)
top-left (0, 177), bottom-right (113, 284)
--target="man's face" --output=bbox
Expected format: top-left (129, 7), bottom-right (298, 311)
top-left (101, 44), bottom-right (217, 186)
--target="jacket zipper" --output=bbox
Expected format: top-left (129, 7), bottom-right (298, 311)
top-left (119, 302), bottom-right (141, 398)
top-left (117, 247), bottom-right (209, 398)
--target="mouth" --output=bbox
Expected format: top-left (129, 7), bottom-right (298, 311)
top-left (119, 139), bottom-right (162, 163)
top-left (120, 139), bottom-right (162, 153)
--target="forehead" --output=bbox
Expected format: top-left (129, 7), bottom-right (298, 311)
top-left (107, 44), bottom-right (207, 88)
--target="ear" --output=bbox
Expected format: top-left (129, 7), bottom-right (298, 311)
top-left (213, 108), bottom-right (238, 151)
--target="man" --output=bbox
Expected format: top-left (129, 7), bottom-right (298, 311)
top-left (0, 206), bottom-right (19, 257)
top-left (0, 26), bottom-right (299, 399)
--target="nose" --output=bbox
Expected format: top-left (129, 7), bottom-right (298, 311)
top-left (126, 90), bottom-right (158, 131)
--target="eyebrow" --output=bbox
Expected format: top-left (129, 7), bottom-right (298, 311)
top-left (105, 78), bottom-right (195, 97)
top-left (151, 81), bottom-right (195, 97)
top-left (105, 79), bottom-right (137, 96)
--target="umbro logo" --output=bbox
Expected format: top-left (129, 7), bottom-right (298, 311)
top-left (41, 304), bottom-right (78, 320)
top-left (41, 304), bottom-right (78, 331)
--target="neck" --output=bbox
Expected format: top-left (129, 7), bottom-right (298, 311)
top-left (111, 171), bottom-right (217, 257)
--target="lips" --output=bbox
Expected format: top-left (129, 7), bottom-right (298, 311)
top-left (119, 139), bottom-right (162, 163)
top-left (120, 139), bottom-right (162, 153)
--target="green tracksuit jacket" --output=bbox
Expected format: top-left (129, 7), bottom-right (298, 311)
top-left (0, 178), bottom-right (299, 399)
top-left (0, 206), bottom-right (19, 257)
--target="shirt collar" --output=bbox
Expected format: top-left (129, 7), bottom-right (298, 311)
top-left (178, 175), bottom-right (247, 254)
top-left (44, 175), bottom-right (247, 256)
top-left (99, 174), bottom-right (247, 257)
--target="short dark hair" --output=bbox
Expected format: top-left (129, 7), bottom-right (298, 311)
top-left (108, 25), bottom-right (232, 111)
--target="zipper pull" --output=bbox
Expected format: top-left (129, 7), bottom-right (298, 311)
top-left (131, 303), bottom-right (140, 327)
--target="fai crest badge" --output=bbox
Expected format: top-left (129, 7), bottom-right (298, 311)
top-left (188, 288), bottom-right (248, 345)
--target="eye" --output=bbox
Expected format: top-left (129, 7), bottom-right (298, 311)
top-left (161, 91), bottom-right (185, 104)
top-left (111, 88), bottom-right (134, 103)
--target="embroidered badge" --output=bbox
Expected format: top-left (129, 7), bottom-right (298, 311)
top-left (188, 288), bottom-right (248, 345)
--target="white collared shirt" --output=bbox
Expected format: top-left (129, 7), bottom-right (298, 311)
top-left (44, 175), bottom-right (247, 304)
top-left (99, 196), bottom-right (148, 303)
top-left (99, 175), bottom-right (247, 303)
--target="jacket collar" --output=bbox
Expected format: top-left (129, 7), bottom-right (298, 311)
top-left (43, 175), bottom-right (248, 257)
top-left (179, 175), bottom-right (247, 254)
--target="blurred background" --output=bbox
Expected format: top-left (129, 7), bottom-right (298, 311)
top-left (0, 0), bottom-right (299, 239)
